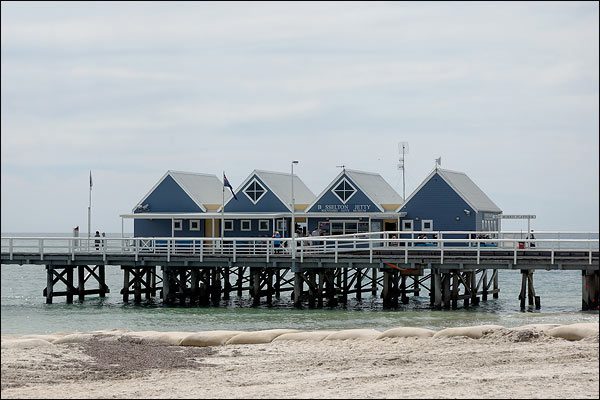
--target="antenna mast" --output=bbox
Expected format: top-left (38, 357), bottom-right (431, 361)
top-left (397, 142), bottom-right (409, 200)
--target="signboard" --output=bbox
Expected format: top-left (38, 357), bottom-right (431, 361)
top-left (494, 214), bottom-right (536, 219)
top-left (316, 204), bottom-right (373, 212)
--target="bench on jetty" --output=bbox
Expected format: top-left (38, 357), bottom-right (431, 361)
top-left (1, 231), bottom-right (598, 311)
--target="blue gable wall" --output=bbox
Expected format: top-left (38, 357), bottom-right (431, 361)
top-left (137, 175), bottom-right (203, 213)
top-left (400, 172), bottom-right (476, 231)
top-left (224, 175), bottom-right (289, 213)
top-left (135, 218), bottom-right (206, 237)
top-left (307, 175), bottom-right (379, 213)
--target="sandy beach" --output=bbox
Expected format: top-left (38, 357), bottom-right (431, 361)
top-left (1, 324), bottom-right (598, 399)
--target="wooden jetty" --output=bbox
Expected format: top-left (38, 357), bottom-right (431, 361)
top-left (1, 231), bottom-right (598, 310)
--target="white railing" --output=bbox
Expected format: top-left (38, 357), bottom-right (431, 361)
top-left (1, 231), bottom-right (598, 265)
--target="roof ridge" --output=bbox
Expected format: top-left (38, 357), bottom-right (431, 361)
top-left (345, 169), bottom-right (381, 176)
top-left (168, 170), bottom-right (218, 178)
top-left (254, 169), bottom-right (294, 177)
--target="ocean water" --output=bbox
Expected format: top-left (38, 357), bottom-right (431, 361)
top-left (1, 233), bottom-right (598, 334)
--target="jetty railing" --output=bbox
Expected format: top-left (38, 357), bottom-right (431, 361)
top-left (1, 231), bottom-right (598, 265)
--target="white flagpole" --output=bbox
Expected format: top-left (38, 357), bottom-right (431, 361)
top-left (87, 170), bottom-right (92, 251)
top-left (221, 171), bottom-right (225, 240)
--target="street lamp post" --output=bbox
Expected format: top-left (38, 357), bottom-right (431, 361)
top-left (291, 160), bottom-right (299, 259)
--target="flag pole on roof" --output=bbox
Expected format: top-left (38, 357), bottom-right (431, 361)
top-left (435, 157), bottom-right (442, 170)
top-left (87, 170), bottom-right (92, 251)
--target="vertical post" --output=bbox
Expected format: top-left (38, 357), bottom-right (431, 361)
top-left (482, 269), bottom-right (488, 302)
top-left (355, 268), bottom-right (362, 301)
top-left (134, 267), bottom-right (142, 303)
top-left (493, 270), bottom-right (499, 299)
top-left (519, 270), bottom-right (527, 310)
top-left (45, 265), bottom-right (54, 304)
top-left (162, 266), bottom-right (171, 304)
top-left (78, 265), bottom-right (85, 302)
top-left (433, 270), bottom-right (442, 309)
top-left (99, 265), bottom-right (107, 298)
top-left (582, 270), bottom-right (600, 311)
top-left (451, 272), bottom-right (459, 309)
top-left (223, 267), bottom-right (231, 301)
top-left (291, 160), bottom-right (298, 259)
top-left (470, 270), bottom-right (478, 305)
top-left (66, 266), bottom-right (74, 304)
top-left (237, 267), bottom-right (244, 297)
top-left (293, 271), bottom-right (303, 308)
top-left (122, 267), bottom-right (130, 303)
top-left (88, 171), bottom-right (92, 253)
top-left (145, 267), bottom-right (152, 300)
top-left (371, 268), bottom-right (377, 296)
top-left (442, 273), bottom-right (451, 309)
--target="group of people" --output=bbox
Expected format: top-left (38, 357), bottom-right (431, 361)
top-left (94, 231), bottom-right (106, 250)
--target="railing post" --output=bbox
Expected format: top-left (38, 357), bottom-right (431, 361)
top-left (335, 240), bottom-right (338, 263)
top-left (266, 240), bottom-right (270, 263)
top-left (513, 240), bottom-right (517, 265)
top-left (440, 239), bottom-right (444, 264)
top-left (477, 240), bottom-right (480, 265)
top-left (405, 242), bottom-right (408, 264)
top-left (233, 240), bottom-right (237, 263)
top-left (300, 239), bottom-right (304, 262)
top-left (102, 238), bottom-right (106, 262)
top-left (39, 239), bottom-right (44, 261)
top-left (134, 239), bottom-right (139, 262)
top-left (200, 240), bottom-right (204, 262)
top-left (9, 238), bottom-right (13, 261)
top-left (369, 238), bottom-right (373, 263)
top-left (167, 239), bottom-right (171, 262)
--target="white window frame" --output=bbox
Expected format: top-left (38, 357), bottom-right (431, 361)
top-left (402, 220), bottom-right (414, 231)
top-left (173, 219), bottom-right (183, 231)
top-left (259, 220), bottom-right (269, 231)
top-left (241, 220), bottom-right (251, 231)
top-left (189, 219), bottom-right (200, 231)
top-left (243, 178), bottom-right (268, 205)
top-left (331, 177), bottom-right (357, 204)
top-left (276, 219), bottom-right (286, 232)
top-left (224, 219), bottom-right (234, 231)
top-left (421, 219), bottom-right (433, 231)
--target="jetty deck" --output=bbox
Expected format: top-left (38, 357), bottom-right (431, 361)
top-left (2, 231), bottom-right (598, 310)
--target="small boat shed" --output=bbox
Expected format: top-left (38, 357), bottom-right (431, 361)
top-left (398, 167), bottom-right (502, 232)
top-left (129, 170), bottom-right (231, 238)
top-left (223, 169), bottom-right (316, 237)
top-left (305, 169), bottom-right (405, 236)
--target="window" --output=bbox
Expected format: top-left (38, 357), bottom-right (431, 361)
top-left (243, 178), bottom-right (267, 204)
top-left (224, 220), bottom-right (234, 231)
top-left (402, 220), bottom-right (413, 231)
top-left (331, 178), bottom-right (356, 204)
top-left (190, 220), bottom-right (200, 231)
top-left (241, 220), bottom-right (251, 231)
top-left (173, 219), bottom-right (183, 231)
top-left (276, 219), bottom-right (286, 232)
top-left (422, 220), bottom-right (433, 231)
top-left (259, 220), bottom-right (269, 231)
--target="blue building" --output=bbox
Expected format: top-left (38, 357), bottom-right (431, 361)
top-left (305, 169), bottom-right (404, 236)
top-left (223, 170), bottom-right (315, 238)
top-left (130, 170), bottom-right (230, 238)
top-left (399, 168), bottom-right (502, 233)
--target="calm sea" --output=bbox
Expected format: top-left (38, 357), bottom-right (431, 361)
top-left (1, 233), bottom-right (598, 335)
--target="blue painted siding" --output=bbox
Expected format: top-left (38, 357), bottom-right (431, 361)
top-left (225, 175), bottom-right (290, 213)
top-left (400, 172), bottom-right (476, 231)
top-left (134, 218), bottom-right (205, 237)
top-left (307, 175), bottom-right (379, 213)
top-left (137, 175), bottom-right (203, 213)
top-left (224, 219), bottom-right (280, 238)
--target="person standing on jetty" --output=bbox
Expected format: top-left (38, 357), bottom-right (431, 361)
top-left (272, 231), bottom-right (281, 253)
top-left (94, 231), bottom-right (101, 251)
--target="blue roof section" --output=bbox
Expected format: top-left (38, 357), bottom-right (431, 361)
top-left (401, 168), bottom-right (501, 213)
top-left (224, 174), bottom-right (290, 212)
top-left (307, 173), bottom-right (381, 213)
top-left (135, 174), bottom-right (203, 213)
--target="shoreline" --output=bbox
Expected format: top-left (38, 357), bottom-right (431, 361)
top-left (2, 323), bottom-right (598, 399)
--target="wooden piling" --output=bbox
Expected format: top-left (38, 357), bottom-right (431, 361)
top-left (293, 271), bottom-right (303, 308)
top-left (45, 265), bottom-right (54, 304)
top-left (355, 268), bottom-right (362, 301)
top-left (482, 269), bottom-right (488, 301)
top-left (582, 270), bottom-right (600, 311)
top-left (66, 266), bottom-right (73, 304)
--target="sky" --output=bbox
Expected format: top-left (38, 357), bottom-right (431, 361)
top-left (1, 1), bottom-right (598, 233)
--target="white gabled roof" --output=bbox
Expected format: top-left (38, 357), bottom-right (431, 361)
top-left (305, 169), bottom-right (401, 212)
top-left (224, 169), bottom-right (315, 211)
top-left (400, 168), bottom-right (501, 213)
top-left (345, 170), bottom-right (403, 205)
top-left (133, 170), bottom-right (231, 212)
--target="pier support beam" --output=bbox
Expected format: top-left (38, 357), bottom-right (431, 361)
top-left (582, 270), bottom-right (600, 311)
top-left (519, 270), bottom-right (540, 310)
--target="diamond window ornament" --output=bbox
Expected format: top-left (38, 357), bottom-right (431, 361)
top-left (332, 178), bottom-right (356, 204)
top-left (243, 179), bottom-right (267, 204)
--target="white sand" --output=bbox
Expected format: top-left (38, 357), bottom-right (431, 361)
top-left (1, 324), bottom-right (598, 399)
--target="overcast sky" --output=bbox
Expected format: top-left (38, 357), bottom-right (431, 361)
top-left (1, 1), bottom-right (598, 233)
